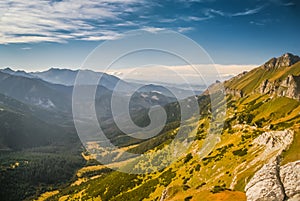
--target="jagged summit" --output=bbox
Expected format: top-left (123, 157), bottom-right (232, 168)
top-left (224, 52), bottom-right (300, 99)
top-left (262, 53), bottom-right (300, 69)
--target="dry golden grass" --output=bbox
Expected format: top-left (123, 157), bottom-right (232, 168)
top-left (34, 190), bottom-right (59, 201)
top-left (200, 190), bottom-right (247, 201)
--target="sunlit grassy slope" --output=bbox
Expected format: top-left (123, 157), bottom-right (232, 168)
top-left (36, 60), bottom-right (300, 201)
top-left (225, 62), bottom-right (300, 94)
top-left (35, 91), bottom-right (300, 201)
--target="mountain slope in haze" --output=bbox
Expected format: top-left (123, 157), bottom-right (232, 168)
top-left (0, 93), bottom-right (78, 150)
top-left (2, 67), bottom-right (201, 99)
top-left (0, 67), bottom-right (35, 78)
top-left (32, 68), bottom-right (131, 91)
top-left (40, 53), bottom-right (300, 201)
top-left (0, 92), bottom-right (85, 201)
top-left (0, 70), bottom-right (177, 123)
top-left (0, 71), bottom-right (72, 112)
top-left (1, 67), bottom-right (124, 90)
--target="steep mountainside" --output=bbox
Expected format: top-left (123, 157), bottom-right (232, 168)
top-left (0, 92), bottom-right (85, 201)
top-left (0, 71), bottom-right (72, 112)
top-left (35, 53), bottom-right (300, 201)
top-left (225, 53), bottom-right (300, 99)
top-left (0, 93), bottom-right (78, 150)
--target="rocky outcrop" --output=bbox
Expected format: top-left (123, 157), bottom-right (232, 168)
top-left (245, 158), bottom-right (286, 201)
top-left (225, 88), bottom-right (244, 97)
top-left (281, 75), bottom-right (300, 100)
top-left (257, 53), bottom-right (300, 100)
top-left (160, 188), bottom-right (168, 201)
top-left (262, 53), bottom-right (300, 70)
top-left (246, 160), bottom-right (300, 201)
top-left (245, 130), bottom-right (299, 201)
top-left (280, 161), bottom-right (300, 200)
top-left (253, 130), bottom-right (294, 156)
top-left (258, 75), bottom-right (300, 100)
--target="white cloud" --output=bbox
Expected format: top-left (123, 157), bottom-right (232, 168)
top-left (0, 0), bottom-right (145, 44)
top-left (283, 2), bottom-right (296, 6)
top-left (81, 35), bottom-right (122, 41)
top-left (159, 18), bottom-right (177, 23)
top-left (208, 9), bottom-right (225, 16)
top-left (183, 16), bottom-right (213, 21)
top-left (231, 6), bottom-right (264, 17)
top-left (177, 27), bottom-right (194, 33)
top-left (250, 21), bottom-right (265, 26)
top-left (141, 27), bottom-right (166, 33)
top-left (202, 6), bottom-right (264, 19)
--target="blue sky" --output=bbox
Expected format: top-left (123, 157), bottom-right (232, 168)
top-left (0, 0), bottom-right (299, 71)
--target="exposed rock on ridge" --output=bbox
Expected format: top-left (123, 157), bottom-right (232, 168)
top-left (225, 53), bottom-right (300, 99)
top-left (262, 53), bottom-right (300, 70)
top-left (258, 75), bottom-right (300, 100)
top-left (245, 130), bottom-right (300, 201)
top-left (225, 88), bottom-right (244, 98)
top-left (257, 53), bottom-right (300, 100)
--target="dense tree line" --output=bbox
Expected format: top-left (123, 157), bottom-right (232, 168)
top-left (0, 149), bottom-right (85, 201)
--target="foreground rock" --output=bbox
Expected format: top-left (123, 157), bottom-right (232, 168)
top-left (246, 160), bottom-right (300, 201)
top-left (245, 130), bottom-right (299, 201)
top-left (245, 158), bottom-right (285, 201)
top-left (280, 161), bottom-right (300, 200)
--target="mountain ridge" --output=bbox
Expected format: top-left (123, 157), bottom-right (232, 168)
top-left (224, 53), bottom-right (300, 99)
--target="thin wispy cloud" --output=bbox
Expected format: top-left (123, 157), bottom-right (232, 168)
top-left (0, 0), bottom-right (146, 44)
top-left (178, 0), bottom-right (216, 3)
top-left (177, 27), bottom-right (194, 33)
top-left (141, 27), bottom-right (167, 33)
top-left (207, 9), bottom-right (226, 16)
top-left (250, 21), bottom-right (265, 26)
top-left (0, 0), bottom-right (278, 45)
top-left (283, 2), bottom-right (296, 6)
top-left (185, 16), bottom-right (213, 21)
top-left (231, 6), bottom-right (264, 17)
top-left (159, 18), bottom-right (177, 23)
top-left (204, 6), bottom-right (264, 18)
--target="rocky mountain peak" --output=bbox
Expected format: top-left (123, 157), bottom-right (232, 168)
top-left (262, 53), bottom-right (300, 69)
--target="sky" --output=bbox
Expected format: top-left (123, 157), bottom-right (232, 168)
top-left (0, 0), bottom-right (299, 73)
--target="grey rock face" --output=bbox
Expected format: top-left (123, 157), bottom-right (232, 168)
top-left (225, 88), bottom-right (244, 97)
top-left (246, 130), bottom-right (299, 201)
top-left (245, 159), bottom-right (285, 201)
top-left (258, 75), bottom-right (300, 100)
top-left (257, 53), bottom-right (300, 100)
top-left (253, 130), bottom-right (294, 155)
top-left (246, 159), bottom-right (300, 201)
top-left (262, 53), bottom-right (300, 70)
top-left (280, 161), bottom-right (300, 199)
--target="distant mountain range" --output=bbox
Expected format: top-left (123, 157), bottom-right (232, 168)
top-left (0, 66), bottom-right (194, 150)
top-left (0, 67), bottom-right (198, 96)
